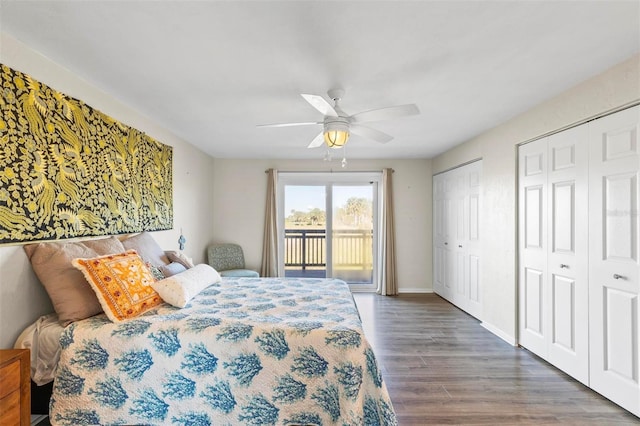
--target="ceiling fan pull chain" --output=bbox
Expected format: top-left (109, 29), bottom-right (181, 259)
top-left (341, 145), bottom-right (348, 168)
top-left (323, 146), bottom-right (332, 162)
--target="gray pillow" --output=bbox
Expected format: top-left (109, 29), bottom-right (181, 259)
top-left (82, 236), bottom-right (126, 255)
top-left (159, 262), bottom-right (188, 277)
top-left (122, 231), bottom-right (169, 266)
top-left (24, 241), bottom-right (103, 326)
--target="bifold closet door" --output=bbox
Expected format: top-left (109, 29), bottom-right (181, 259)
top-left (546, 125), bottom-right (589, 384)
top-left (433, 173), bottom-right (446, 297)
top-left (519, 140), bottom-right (548, 357)
top-left (518, 125), bottom-right (589, 384)
top-left (433, 161), bottom-right (482, 319)
top-left (588, 105), bottom-right (640, 416)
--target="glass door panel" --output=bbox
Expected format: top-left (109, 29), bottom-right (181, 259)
top-left (283, 185), bottom-right (327, 279)
top-left (332, 185), bottom-right (374, 284)
top-left (279, 173), bottom-right (379, 290)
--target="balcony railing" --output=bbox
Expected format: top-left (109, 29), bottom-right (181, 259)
top-left (284, 229), bottom-right (326, 270)
top-left (284, 228), bottom-right (373, 273)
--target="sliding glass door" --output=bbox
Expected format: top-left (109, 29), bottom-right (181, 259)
top-left (331, 185), bottom-right (374, 284)
top-left (278, 173), bottom-right (380, 290)
top-left (283, 185), bottom-right (327, 279)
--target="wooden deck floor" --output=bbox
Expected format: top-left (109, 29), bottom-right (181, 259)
top-left (352, 293), bottom-right (639, 425)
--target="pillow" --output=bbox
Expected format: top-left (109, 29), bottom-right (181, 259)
top-left (146, 262), bottom-right (165, 281)
top-left (121, 231), bottom-right (169, 267)
top-left (151, 264), bottom-right (221, 308)
top-left (24, 241), bottom-right (103, 326)
top-left (82, 236), bottom-right (126, 255)
top-left (166, 250), bottom-right (195, 269)
top-left (72, 250), bottom-right (163, 322)
top-left (159, 262), bottom-right (187, 277)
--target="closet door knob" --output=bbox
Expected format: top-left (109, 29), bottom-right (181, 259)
top-left (560, 264), bottom-right (568, 269)
top-left (613, 274), bottom-right (625, 280)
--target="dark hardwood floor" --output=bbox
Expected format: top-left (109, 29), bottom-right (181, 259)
top-left (353, 293), bottom-right (639, 425)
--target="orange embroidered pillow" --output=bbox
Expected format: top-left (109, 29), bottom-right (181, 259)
top-left (72, 250), bottom-right (163, 322)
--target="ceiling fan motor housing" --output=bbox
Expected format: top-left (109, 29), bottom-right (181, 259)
top-left (323, 116), bottom-right (350, 129)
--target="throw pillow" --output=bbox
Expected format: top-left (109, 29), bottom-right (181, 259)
top-left (24, 241), bottom-right (103, 326)
top-left (166, 250), bottom-right (195, 269)
top-left (121, 231), bottom-right (169, 267)
top-left (146, 262), bottom-right (166, 281)
top-left (159, 261), bottom-right (187, 277)
top-left (152, 264), bottom-right (221, 308)
top-left (82, 236), bottom-right (126, 255)
top-left (72, 250), bottom-right (163, 322)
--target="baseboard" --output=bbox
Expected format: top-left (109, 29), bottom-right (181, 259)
top-left (481, 321), bottom-right (517, 346)
top-left (398, 288), bottom-right (433, 294)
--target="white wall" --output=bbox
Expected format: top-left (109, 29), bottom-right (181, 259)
top-left (432, 53), bottom-right (640, 344)
top-left (0, 33), bottom-right (216, 348)
top-left (211, 158), bottom-right (432, 293)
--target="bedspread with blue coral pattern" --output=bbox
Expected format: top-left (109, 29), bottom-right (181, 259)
top-left (50, 277), bottom-right (397, 425)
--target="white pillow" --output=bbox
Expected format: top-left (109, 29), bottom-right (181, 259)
top-left (151, 264), bottom-right (221, 308)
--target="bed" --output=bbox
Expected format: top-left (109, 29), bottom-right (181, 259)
top-left (17, 234), bottom-right (395, 425)
top-left (44, 276), bottom-right (395, 425)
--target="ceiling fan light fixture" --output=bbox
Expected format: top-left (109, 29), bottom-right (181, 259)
top-left (323, 121), bottom-right (349, 148)
top-left (324, 130), bottom-right (349, 148)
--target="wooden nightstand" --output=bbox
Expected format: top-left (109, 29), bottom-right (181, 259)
top-left (0, 350), bottom-right (30, 426)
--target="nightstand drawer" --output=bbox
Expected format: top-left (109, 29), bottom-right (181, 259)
top-left (0, 350), bottom-right (30, 426)
top-left (0, 389), bottom-right (20, 426)
top-left (0, 360), bottom-right (20, 399)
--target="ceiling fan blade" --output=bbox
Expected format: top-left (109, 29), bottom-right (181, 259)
top-left (301, 94), bottom-right (338, 117)
top-left (351, 104), bottom-right (419, 123)
top-left (257, 121), bottom-right (321, 128)
top-left (307, 132), bottom-right (325, 148)
top-left (350, 124), bottom-right (394, 144)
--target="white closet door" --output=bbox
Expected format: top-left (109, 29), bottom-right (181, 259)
top-left (453, 170), bottom-right (467, 308)
top-left (443, 172), bottom-right (456, 301)
top-left (518, 127), bottom-right (589, 383)
top-left (433, 173), bottom-right (445, 295)
top-left (465, 161), bottom-right (482, 318)
top-left (433, 161), bottom-right (482, 319)
top-left (519, 139), bottom-right (549, 357)
top-left (546, 125), bottom-right (589, 384)
top-left (588, 105), bottom-right (640, 416)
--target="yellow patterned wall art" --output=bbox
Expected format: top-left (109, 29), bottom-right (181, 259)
top-left (0, 64), bottom-right (173, 244)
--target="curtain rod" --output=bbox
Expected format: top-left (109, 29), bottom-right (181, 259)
top-left (265, 169), bottom-right (393, 173)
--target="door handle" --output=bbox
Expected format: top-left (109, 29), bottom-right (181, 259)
top-left (458, 245), bottom-right (463, 248)
top-left (444, 242), bottom-right (448, 245)
top-left (613, 274), bottom-right (626, 280)
top-left (560, 264), bottom-right (568, 269)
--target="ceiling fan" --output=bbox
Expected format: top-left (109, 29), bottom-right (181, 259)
top-left (257, 88), bottom-right (420, 149)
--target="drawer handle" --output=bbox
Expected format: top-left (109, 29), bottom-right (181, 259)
top-left (613, 274), bottom-right (626, 280)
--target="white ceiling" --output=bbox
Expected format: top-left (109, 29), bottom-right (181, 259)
top-left (1, 1), bottom-right (639, 160)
